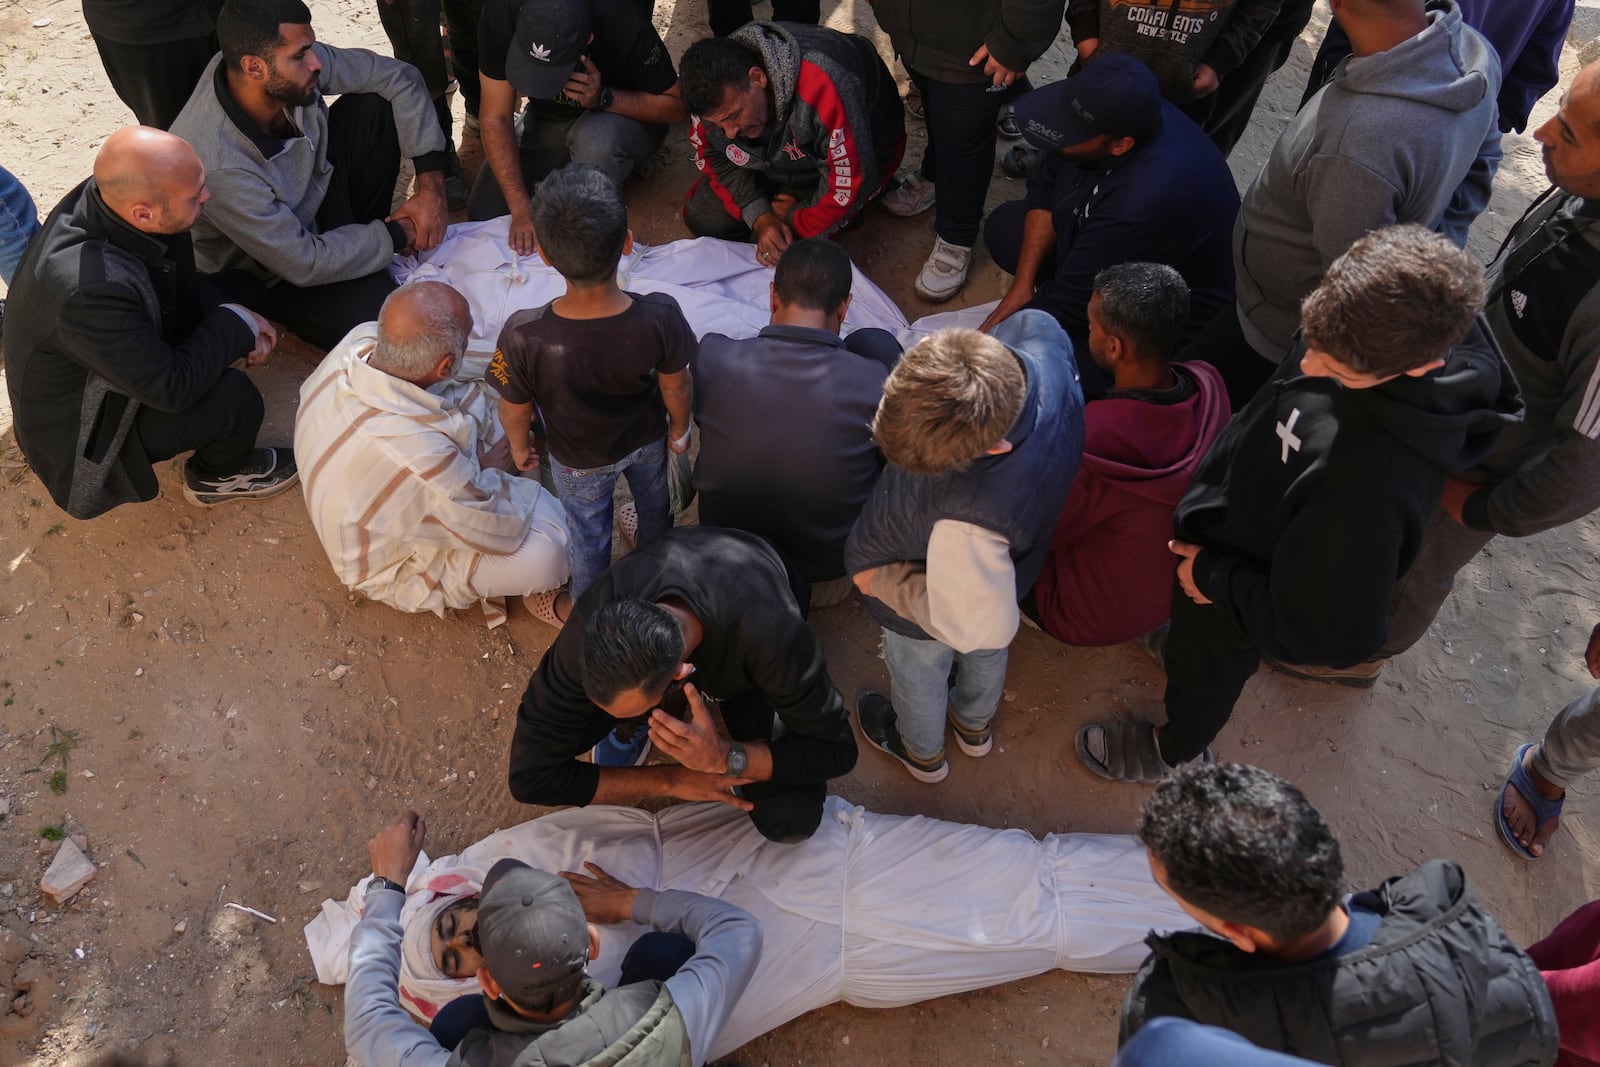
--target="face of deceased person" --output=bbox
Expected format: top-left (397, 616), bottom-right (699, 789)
top-left (431, 899), bottom-right (483, 978)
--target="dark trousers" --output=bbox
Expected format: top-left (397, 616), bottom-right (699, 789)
top-left (91, 32), bottom-right (218, 130)
top-left (444, 0), bottom-right (486, 119)
top-left (1178, 302), bottom-right (1278, 413)
top-left (1158, 576), bottom-right (1261, 765)
top-left (1202, 0), bottom-right (1316, 156)
top-left (135, 367), bottom-right (264, 477)
top-left (427, 931), bottom-right (696, 1050)
top-left (721, 690), bottom-right (826, 844)
top-left (214, 93), bottom-right (401, 350)
top-left (981, 199), bottom-right (1111, 399)
top-left (376, 0), bottom-right (456, 144)
top-left (908, 71), bottom-right (1029, 248)
top-left (707, 0), bottom-right (819, 37)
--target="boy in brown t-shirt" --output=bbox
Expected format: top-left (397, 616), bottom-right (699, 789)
top-left (489, 163), bottom-right (695, 599)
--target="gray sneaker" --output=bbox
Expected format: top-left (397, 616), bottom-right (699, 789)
top-left (913, 237), bottom-right (972, 303)
top-left (880, 174), bottom-right (936, 218)
top-left (182, 447), bottom-right (298, 507)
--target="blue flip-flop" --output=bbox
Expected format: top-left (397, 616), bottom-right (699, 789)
top-left (1495, 742), bottom-right (1564, 860)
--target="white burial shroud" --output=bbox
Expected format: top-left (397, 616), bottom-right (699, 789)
top-left (307, 796), bottom-right (1191, 1062)
top-left (389, 220), bottom-right (914, 378)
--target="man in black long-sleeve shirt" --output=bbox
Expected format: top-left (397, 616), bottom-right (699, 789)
top-left (507, 526), bottom-right (857, 842)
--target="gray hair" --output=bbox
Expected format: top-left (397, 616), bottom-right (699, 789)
top-left (369, 282), bottom-right (470, 381)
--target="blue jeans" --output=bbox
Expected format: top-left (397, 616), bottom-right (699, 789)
top-left (881, 628), bottom-right (1009, 763)
top-left (1116, 1019), bottom-right (1319, 1067)
top-left (0, 165), bottom-right (40, 285)
top-left (428, 930), bottom-right (695, 1050)
top-left (551, 439), bottom-right (671, 597)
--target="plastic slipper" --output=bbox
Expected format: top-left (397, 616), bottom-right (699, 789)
top-left (1495, 742), bottom-right (1563, 860)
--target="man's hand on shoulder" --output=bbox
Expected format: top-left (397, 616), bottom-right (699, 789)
top-left (559, 861), bottom-right (639, 924)
top-left (368, 811), bottom-right (426, 885)
top-left (390, 171), bottom-right (448, 252)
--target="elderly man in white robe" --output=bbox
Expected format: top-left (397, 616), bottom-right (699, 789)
top-left (295, 281), bottom-right (570, 627)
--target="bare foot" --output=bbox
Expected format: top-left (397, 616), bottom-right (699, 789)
top-left (1501, 745), bottom-right (1565, 856)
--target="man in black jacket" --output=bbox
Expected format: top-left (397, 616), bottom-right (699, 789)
top-left (507, 526), bottom-right (857, 843)
top-left (1123, 762), bottom-right (1558, 1065)
top-left (3, 126), bottom-right (296, 520)
top-left (1076, 225), bottom-right (1521, 782)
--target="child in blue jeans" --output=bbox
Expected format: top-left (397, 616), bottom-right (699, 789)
top-left (489, 163), bottom-right (695, 598)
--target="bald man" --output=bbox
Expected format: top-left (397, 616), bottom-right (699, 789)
top-left (3, 126), bottom-right (296, 520)
top-left (293, 283), bottom-right (571, 628)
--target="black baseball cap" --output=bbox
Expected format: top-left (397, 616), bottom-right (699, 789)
top-left (476, 859), bottom-right (591, 1005)
top-left (1014, 54), bottom-right (1163, 151)
top-left (506, 0), bottom-right (593, 100)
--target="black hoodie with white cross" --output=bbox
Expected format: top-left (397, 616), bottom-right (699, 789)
top-left (1173, 320), bottom-right (1523, 668)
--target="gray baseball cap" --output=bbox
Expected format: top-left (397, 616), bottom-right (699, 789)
top-left (476, 859), bottom-right (590, 1004)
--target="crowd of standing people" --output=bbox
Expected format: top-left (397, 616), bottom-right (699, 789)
top-left (2, 0), bottom-right (1600, 1064)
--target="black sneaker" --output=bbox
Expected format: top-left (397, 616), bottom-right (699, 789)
top-left (947, 715), bottom-right (993, 758)
top-left (856, 693), bottom-right (948, 783)
top-left (1001, 144), bottom-right (1039, 180)
top-left (997, 104), bottom-right (1022, 140)
top-left (183, 447), bottom-right (299, 507)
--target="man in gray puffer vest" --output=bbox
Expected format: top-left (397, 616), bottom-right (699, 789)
top-left (345, 812), bottom-right (762, 1067)
top-left (1124, 763), bottom-right (1557, 1066)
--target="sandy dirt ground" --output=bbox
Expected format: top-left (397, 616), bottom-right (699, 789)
top-left (0, 0), bottom-right (1597, 1064)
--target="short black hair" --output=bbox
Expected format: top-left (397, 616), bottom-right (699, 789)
top-left (217, 0), bottom-right (312, 70)
top-left (1139, 763), bottom-right (1344, 943)
top-left (680, 37), bottom-right (762, 117)
top-left (773, 238), bottom-right (853, 312)
top-left (580, 601), bottom-right (685, 706)
top-left (531, 164), bottom-right (628, 285)
top-left (1091, 262), bottom-right (1189, 362)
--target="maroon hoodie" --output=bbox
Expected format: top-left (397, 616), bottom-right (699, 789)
top-left (1033, 360), bottom-right (1229, 646)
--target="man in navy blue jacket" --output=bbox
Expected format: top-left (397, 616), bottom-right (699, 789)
top-left (694, 238), bottom-right (899, 604)
top-left (980, 56), bottom-right (1238, 397)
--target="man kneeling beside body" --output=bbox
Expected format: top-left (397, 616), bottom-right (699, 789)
top-left (295, 282), bottom-right (570, 627)
top-left (345, 811), bottom-right (762, 1066)
top-left (309, 798), bottom-right (1192, 1062)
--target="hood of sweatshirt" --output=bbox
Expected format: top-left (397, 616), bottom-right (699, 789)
top-left (1337, 0), bottom-right (1497, 117)
top-left (1080, 361), bottom-right (1232, 507)
top-left (732, 21), bottom-right (804, 135)
top-left (1346, 316), bottom-right (1524, 471)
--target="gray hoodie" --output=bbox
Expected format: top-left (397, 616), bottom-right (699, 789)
top-left (1233, 0), bottom-right (1502, 359)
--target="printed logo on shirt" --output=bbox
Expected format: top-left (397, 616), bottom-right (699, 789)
top-left (726, 144), bottom-right (750, 165)
top-left (829, 127), bottom-right (845, 147)
top-left (833, 190), bottom-right (850, 206)
top-left (1510, 289), bottom-right (1529, 319)
top-left (780, 138), bottom-right (806, 161)
top-left (642, 42), bottom-right (666, 68)
top-left (1276, 408), bottom-right (1304, 464)
top-left (488, 349), bottom-right (511, 388)
top-left (1108, 0), bottom-right (1227, 42)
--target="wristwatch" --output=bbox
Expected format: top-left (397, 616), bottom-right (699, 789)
top-left (724, 740), bottom-right (748, 778)
top-left (595, 86), bottom-right (615, 112)
top-left (369, 875), bottom-right (406, 894)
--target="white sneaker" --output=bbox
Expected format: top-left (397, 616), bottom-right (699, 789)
top-left (913, 238), bottom-right (972, 302)
top-left (880, 174), bottom-right (936, 218)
